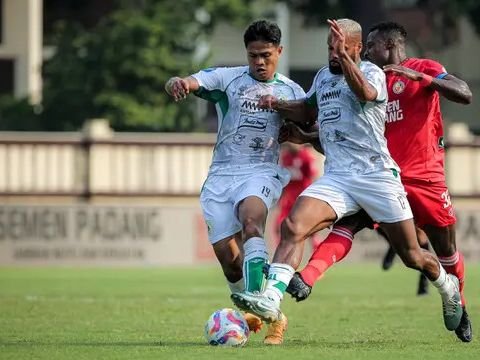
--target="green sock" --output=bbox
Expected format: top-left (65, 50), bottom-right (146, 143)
top-left (243, 237), bottom-right (269, 292)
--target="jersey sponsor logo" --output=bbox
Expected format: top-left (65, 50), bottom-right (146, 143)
top-left (241, 100), bottom-right (274, 113)
top-left (386, 100), bottom-right (403, 123)
top-left (320, 107), bottom-right (341, 124)
top-left (324, 129), bottom-right (346, 143)
top-left (249, 137), bottom-right (265, 151)
top-left (238, 115), bottom-right (268, 131)
top-left (333, 130), bottom-right (346, 142)
top-left (392, 80), bottom-right (405, 94)
top-left (232, 133), bottom-right (246, 145)
top-left (320, 89), bottom-right (341, 101)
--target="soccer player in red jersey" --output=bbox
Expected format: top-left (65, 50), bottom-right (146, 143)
top-left (274, 143), bottom-right (320, 248)
top-left (285, 21), bottom-right (473, 342)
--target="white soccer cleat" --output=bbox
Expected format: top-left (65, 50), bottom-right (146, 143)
top-left (442, 274), bottom-right (463, 331)
top-left (231, 291), bottom-right (282, 323)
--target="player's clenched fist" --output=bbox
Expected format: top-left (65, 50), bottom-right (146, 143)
top-left (165, 77), bottom-right (190, 102)
top-left (258, 95), bottom-right (279, 110)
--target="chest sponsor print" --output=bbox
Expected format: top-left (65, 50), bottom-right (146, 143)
top-left (238, 115), bottom-right (268, 131)
top-left (320, 107), bottom-right (341, 124)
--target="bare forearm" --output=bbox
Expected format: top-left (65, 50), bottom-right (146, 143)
top-left (274, 100), bottom-right (315, 124)
top-left (339, 54), bottom-right (377, 102)
top-left (429, 76), bottom-right (472, 104)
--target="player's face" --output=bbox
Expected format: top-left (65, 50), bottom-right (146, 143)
top-left (246, 41), bottom-right (282, 81)
top-left (328, 33), bottom-right (362, 75)
top-left (364, 30), bottom-right (389, 67)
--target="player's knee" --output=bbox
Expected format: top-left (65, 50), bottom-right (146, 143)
top-left (281, 216), bottom-right (308, 243)
top-left (398, 249), bottom-right (423, 271)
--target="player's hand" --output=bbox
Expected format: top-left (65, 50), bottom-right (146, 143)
top-left (279, 121), bottom-right (309, 144)
top-left (165, 77), bottom-right (190, 102)
top-left (383, 65), bottom-right (423, 81)
top-left (258, 95), bottom-right (279, 110)
top-left (327, 19), bottom-right (346, 56)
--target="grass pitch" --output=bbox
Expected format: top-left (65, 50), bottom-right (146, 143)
top-left (0, 264), bottom-right (478, 360)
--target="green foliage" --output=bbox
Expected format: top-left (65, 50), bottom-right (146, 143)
top-left (0, 96), bottom-right (41, 130)
top-left (2, 0), bottom-right (256, 132)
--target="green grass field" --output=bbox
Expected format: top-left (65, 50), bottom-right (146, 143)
top-left (0, 264), bottom-right (478, 360)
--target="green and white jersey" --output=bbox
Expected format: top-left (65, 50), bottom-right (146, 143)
top-left (307, 61), bottom-right (398, 175)
top-left (192, 66), bottom-right (305, 175)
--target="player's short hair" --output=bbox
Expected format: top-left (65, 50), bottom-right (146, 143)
top-left (369, 21), bottom-right (408, 42)
top-left (243, 20), bottom-right (281, 47)
top-left (336, 18), bottom-right (362, 36)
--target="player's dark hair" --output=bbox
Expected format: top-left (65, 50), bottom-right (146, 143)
top-left (369, 21), bottom-right (407, 43)
top-left (243, 20), bottom-right (281, 47)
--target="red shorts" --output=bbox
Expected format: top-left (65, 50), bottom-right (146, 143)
top-left (403, 179), bottom-right (456, 228)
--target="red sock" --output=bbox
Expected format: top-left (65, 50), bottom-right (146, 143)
top-left (300, 226), bottom-right (353, 287)
top-left (438, 251), bottom-right (466, 305)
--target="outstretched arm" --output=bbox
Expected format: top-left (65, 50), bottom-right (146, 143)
top-left (328, 19), bottom-right (378, 102)
top-left (383, 65), bottom-right (472, 105)
top-left (165, 76), bottom-right (200, 102)
top-left (259, 96), bottom-right (317, 125)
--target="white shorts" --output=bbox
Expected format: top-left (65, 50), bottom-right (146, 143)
top-left (300, 169), bottom-right (413, 223)
top-left (200, 168), bottom-right (288, 244)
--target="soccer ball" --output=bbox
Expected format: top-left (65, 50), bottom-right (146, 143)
top-left (204, 308), bottom-right (250, 347)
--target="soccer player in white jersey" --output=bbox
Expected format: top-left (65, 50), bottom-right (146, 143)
top-left (231, 19), bottom-right (463, 334)
top-left (165, 20), bottom-right (305, 345)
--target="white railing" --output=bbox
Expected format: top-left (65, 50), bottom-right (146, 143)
top-left (0, 126), bottom-right (478, 199)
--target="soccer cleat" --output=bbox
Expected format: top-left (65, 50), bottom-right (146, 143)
top-left (231, 292), bottom-right (282, 323)
top-left (243, 312), bottom-right (263, 333)
top-left (455, 307), bottom-right (473, 342)
top-left (286, 272), bottom-right (312, 302)
top-left (264, 313), bottom-right (288, 345)
top-left (442, 274), bottom-right (463, 331)
top-left (381, 245), bottom-right (396, 270)
top-left (417, 273), bottom-right (429, 296)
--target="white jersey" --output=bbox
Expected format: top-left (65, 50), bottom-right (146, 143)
top-left (192, 66), bottom-right (305, 175)
top-left (307, 61), bottom-right (398, 175)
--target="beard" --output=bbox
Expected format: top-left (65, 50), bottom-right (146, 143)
top-left (329, 61), bottom-right (343, 74)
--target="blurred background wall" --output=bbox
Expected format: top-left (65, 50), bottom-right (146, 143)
top-left (0, 0), bottom-right (479, 266)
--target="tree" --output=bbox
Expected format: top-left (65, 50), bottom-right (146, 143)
top-left (1, 0), bottom-right (256, 132)
top-left (282, 0), bottom-right (480, 48)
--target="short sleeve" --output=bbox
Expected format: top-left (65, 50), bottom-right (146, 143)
top-left (191, 67), bottom-right (233, 92)
top-left (364, 62), bottom-right (387, 102)
top-left (421, 59), bottom-right (448, 79)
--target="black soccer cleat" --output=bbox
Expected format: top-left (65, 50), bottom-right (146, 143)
top-left (286, 272), bottom-right (312, 302)
top-left (381, 245), bottom-right (396, 270)
top-left (455, 307), bottom-right (473, 342)
top-left (417, 273), bottom-right (429, 296)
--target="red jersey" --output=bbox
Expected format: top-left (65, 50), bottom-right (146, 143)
top-left (279, 147), bottom-right (317, 210)
top-left (384, 58), bottom-right (448, 182)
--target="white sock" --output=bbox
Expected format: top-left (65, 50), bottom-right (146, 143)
top-left (263, 263), bottom-right (295, 307)
top-left (228, 278), bottom-right (245, 294)
top-left (431, 265), bottom-right (457, 299)
top-left (243, 237), bottom-right (269, 292)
